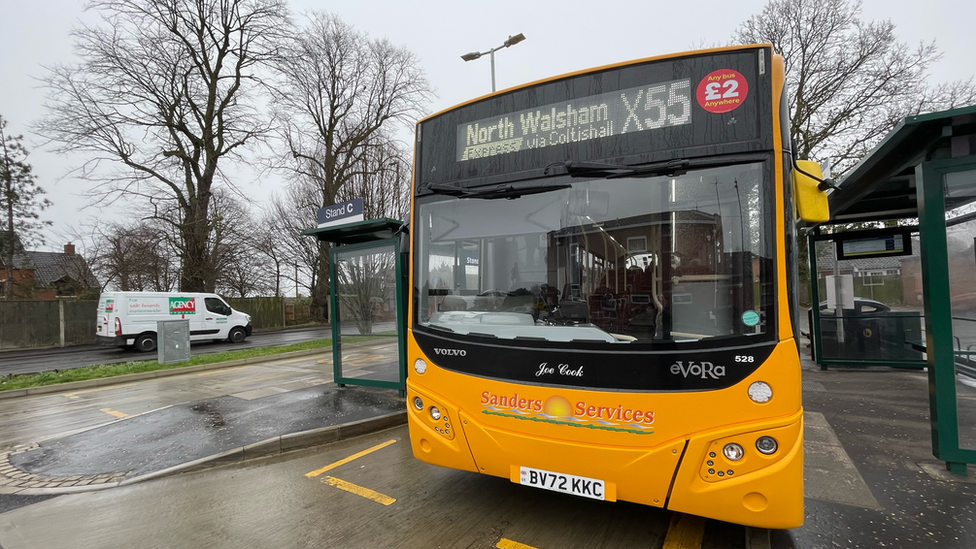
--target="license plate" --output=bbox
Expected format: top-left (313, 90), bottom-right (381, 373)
top-left (518, 466), bottom-right (605, 501)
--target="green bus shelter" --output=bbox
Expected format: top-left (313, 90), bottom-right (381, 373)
top-left (303, 218), bottom-right (408, 397)
top-left (805, 105), bottom-right (976, 473)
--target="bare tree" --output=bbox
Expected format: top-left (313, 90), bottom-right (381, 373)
top-left (266, 185), bottom-right (322, 298)
top-left (338, 139), bottom-right (411, 221)
top-left (734, 0), bottom-right (976, 173)
top-left (272, 12), bottom-right (432, 319)
top-left (81, 218), bottom-right (178, 291)
top-left (35, 0), bottom-right (290, 292)
top-left (210, 190), bottom-right (274, 297)
top-left (252, 210), bottom-right (287, 297)
top-left (218, 249), bottom-right (272, 297)
top-left (0, 115), bottom-right (53, 299)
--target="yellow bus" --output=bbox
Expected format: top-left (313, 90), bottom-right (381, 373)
top-left (406, 44), bottom-right (825, 529)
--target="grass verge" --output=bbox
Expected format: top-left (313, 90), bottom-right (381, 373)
top-left (0, 336), bottom-right (385, 392)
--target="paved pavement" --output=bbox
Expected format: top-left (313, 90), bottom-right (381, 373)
top-left (1, 337), bottom-right (976, 546)
top-left (0, 338), bottom-right (405, 495)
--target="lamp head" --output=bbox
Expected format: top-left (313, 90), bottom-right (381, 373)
top-left (504, 33), bottom-right (526, 47)
top-left (461, 52), bottom-right (482, 61)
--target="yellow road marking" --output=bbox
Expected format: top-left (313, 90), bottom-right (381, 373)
top-left (196, 367), bottom-right (248, 377)
top-left (323, 476), bottom-right (396, 505)
top-left (663, 513), bottom-right (706, 549)
top-left (497, 539), bottom-right (539, 549)
top-left (100, 408), bottom-right (129, 419)
top-left (60, 382), bottom-right (137, 398)
top-left (266, 357), bottom-right (319, 366)
top-left (305, 439), bottom-right (397, 478)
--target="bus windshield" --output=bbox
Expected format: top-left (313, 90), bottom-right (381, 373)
top-left (415, 159), bottom-right (774, 345)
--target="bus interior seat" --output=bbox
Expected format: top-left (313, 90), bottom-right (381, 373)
top-left (440, 295), bottom-right (468, 311)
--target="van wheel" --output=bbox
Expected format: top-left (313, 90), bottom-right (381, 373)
top-left (135, 334), bottom-right (157, 353)
top-left (228, 327), bottom-right (247, 344)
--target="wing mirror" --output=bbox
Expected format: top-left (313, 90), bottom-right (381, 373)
top-left (794, 159), bottom-right (831, 223)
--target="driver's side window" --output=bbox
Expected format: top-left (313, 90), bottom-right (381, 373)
top-left (205, 297), bottom-right (230, 316)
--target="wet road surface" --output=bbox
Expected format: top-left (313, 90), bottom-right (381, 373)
top-left (0, 326), bottom-right (333, 376)
top-left (0, 426), bottom-right (784, 549)
top-left (1, 350), bottom-right (975, 547)
top-left (0, 421), bottom-right (944, 549)
top-left (8, 385), bottom-right (402, 479)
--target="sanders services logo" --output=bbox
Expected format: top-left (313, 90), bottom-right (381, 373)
top-left (481, 391), bottom-right (654, 435)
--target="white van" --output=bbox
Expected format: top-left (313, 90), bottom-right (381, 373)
top-left (96, 292), bottom-right (252, 352)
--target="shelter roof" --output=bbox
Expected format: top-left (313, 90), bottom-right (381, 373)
top-left (302, 218), bottom-right (405, 246)
top-left (826, 105), bottom-right (976, 224)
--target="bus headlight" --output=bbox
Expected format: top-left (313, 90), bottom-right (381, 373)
top-left (413, 396), bottom-right (424, 410)
top-left (748, 381), bottom-right (773, 403)
top-left (414, 358), bottom-right (427, 374)
top-left (429, 406), bottom-right (442, 421)
top-left (723, 443), bottom-right (745, 461)
top-left (756, 436), bottom-right (778, 455)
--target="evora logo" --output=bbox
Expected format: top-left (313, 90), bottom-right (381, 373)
top-left (434, 348), bottom-right (466, 357)
top-left (670, 361), bottom-right (726, 379)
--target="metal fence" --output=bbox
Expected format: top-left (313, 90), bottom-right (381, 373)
top-left (0, 300), bottom-right (99, 350)
top-left (226, 297), bottom-right (286, 330)
top-left (0, 297), bottom-right (290, 351)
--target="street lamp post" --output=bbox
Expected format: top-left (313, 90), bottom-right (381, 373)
top-left (461, 33), bottom-right (526, 92)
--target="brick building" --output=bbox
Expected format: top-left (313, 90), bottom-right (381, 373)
top-left (0, 243), bottom-right (100, 299)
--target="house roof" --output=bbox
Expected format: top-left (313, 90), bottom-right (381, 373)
top-left (4, 250), bottom-right (100, 288)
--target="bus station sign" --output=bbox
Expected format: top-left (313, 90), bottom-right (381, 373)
top-left (317, 198), bottom-right (364, 228)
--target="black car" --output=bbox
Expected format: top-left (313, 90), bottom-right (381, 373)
top-left (818, 297), bottom-right (891, 317)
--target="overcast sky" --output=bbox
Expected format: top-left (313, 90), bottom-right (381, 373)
top-left (1, 0), bottom-right (974, 253)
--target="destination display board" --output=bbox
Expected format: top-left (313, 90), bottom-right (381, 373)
top-left (836, 228), bottom-right (914, 261)
top-left (416, 47), bottom-right (774, 190)
top-left (456, 79), bottom-right (692, 162)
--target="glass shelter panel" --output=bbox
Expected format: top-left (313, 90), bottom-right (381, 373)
top-left (944, 170), bottom-right (976, 451)
top-left (334, 244), bottom-right (400, 384)
top-left (813, 233), bottom-right (925, 364)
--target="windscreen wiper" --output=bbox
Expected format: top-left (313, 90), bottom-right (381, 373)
top-left (562, 159), bottom-right (690, 179)
top-left (424, 181), bottom-right (571, 200)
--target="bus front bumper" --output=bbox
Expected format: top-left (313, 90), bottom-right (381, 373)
top-left (408, 382), bottom-right (803, 529)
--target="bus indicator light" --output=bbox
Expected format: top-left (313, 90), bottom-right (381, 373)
top-left (414, 358), bottom-right (428, 374)
top-left (748, 381), bottom-right (773, 403)
top-left (413, 397), bottom-right (424, 410)
top-left (723, 443), bottom-right (745, 461)
top-left (756, 436), bottom-right (778, 455)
